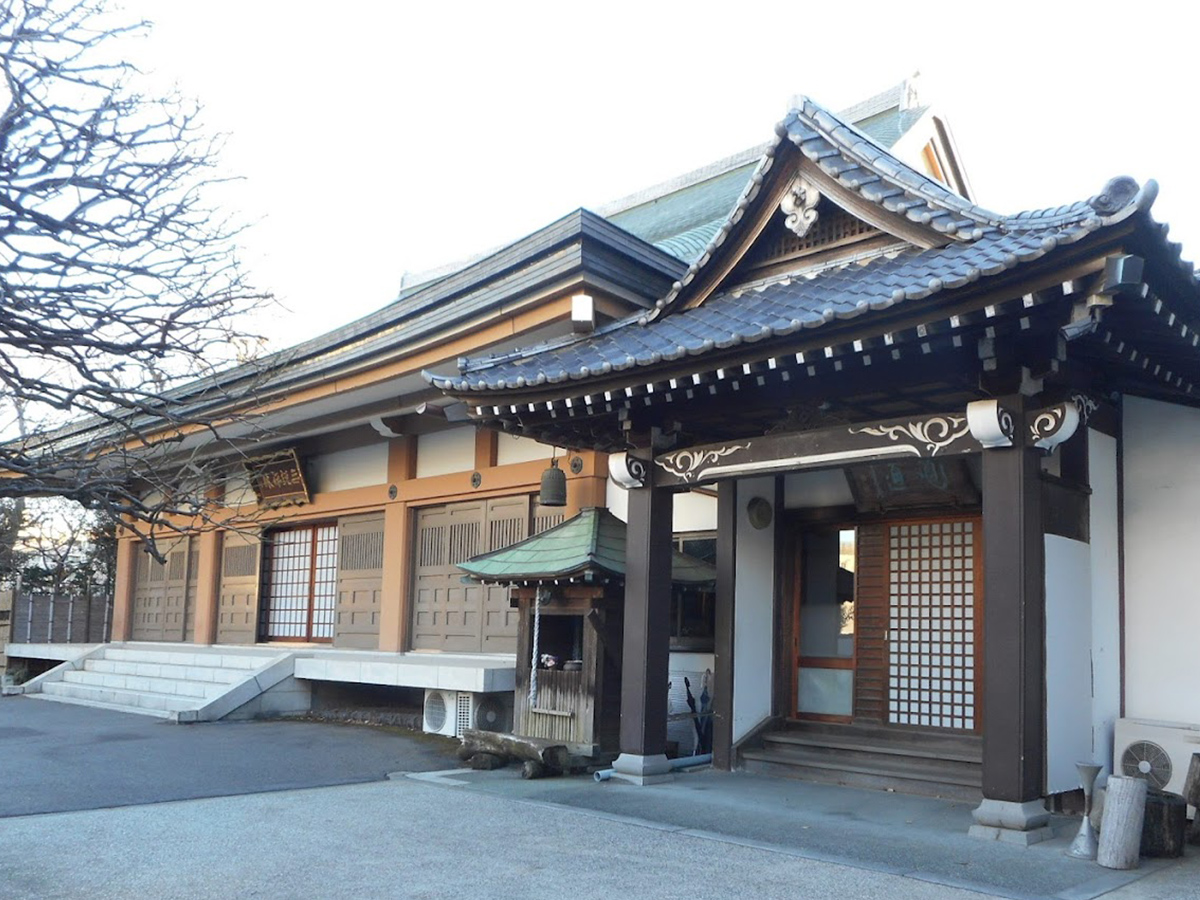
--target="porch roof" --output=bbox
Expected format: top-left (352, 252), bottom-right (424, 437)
top-left (457, 506), bottom-right (716, 586)
top-left (426, 97), bottom-right (1169, 401)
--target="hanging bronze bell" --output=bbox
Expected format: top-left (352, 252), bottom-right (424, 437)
top-left (539, 457), bottom-right (567, 507)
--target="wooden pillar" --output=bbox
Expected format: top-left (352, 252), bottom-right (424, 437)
top-left (980, 400), bottom-right (1046, 804)
top-left (613, 472), bottom-right (673, 782)
top-left (377, 436), bottom-right (416, 653)
top-left (712, 479), bottom-right (737, 770)
top-left (191, 529), bottom-right (222, 644)
top-left (110, 536), bottom-right (137, 642)
top-left (378, 501), bottom-right (412, 652)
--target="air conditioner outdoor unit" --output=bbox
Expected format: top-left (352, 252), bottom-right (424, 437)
top-left (422, 689), bottom-right (461, 737)
top-left (1113, 717), bottom-right (1200, 804)
top-left (423, 689), bottom-right (515, 738)
top-left (467, 691), bottom-right (514, 734)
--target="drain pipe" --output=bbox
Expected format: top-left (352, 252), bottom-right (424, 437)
top-left (594, 753), bottom-right (712, 783)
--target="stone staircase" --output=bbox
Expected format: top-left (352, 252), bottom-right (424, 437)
top-left (15, 643), bottom-right (310, 722)
top-left (740, 721), bottom-right (983, 801)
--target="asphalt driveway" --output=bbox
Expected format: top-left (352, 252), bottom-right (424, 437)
top-left (0, 695), bottom-right (460, 818)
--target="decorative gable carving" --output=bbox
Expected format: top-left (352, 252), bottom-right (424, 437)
top-left (780, 175), bottom-right (821, 238)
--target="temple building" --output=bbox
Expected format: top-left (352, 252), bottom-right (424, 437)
top-left (10, 80), bottom-right (1199, 841)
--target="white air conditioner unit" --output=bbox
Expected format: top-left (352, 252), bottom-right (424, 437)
top-left (422, 689), bottom-right (461, 737)
top-left (1113, 718), bottom-right (1200, 801)
top-left (423, 689), bottom-right (515, 738)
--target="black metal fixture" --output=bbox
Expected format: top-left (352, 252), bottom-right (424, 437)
top-left (539, 453), bottom-right (567, 507)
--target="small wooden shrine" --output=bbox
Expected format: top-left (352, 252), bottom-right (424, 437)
top-left (458, 507), bottom-right (715, 760)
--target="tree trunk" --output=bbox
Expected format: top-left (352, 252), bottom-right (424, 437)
top-left (1098, 775), bottom-right (1148, 870)
top-left (1140, 791), bottom-right (1187, 858)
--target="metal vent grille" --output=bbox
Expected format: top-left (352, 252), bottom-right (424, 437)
top-left (1121, 740), bottom-right (1173, 790)
top-left (425, 691), bottom-right (448, 733)
top-left (456, 691), bottom-right (473, 737)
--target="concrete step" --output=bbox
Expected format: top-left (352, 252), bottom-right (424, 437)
top-left (740, 749), bottom-right (983, 802)
top-left (84, 657), bottom-right (246, 684)
top-left (41, 680), bottom-right (204, 713)
top-left (61, 669), bottom-right (226, 699)
top-left (761, 731), bottom-right (982, 766)
top-left (100, 647), bottom-right (270, 670)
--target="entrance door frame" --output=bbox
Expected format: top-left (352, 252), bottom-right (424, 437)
top-left (783, 509), bottom-right (984, 732)
top-left (791, 523), bottom-right (858, 724)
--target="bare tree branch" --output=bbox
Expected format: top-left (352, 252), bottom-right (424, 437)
top-left (0, 0), bottom-right (279, 552)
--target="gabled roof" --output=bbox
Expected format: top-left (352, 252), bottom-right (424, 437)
top-left (426, 97), bottom-right (1159, 399)
top-left (457, 506), bottom-right (717, 585)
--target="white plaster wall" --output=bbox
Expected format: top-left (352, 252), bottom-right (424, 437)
top-left (415, 427), bottom-right (476, 478)
top-left (1044, 534), bottom-right (1093, 793)
top-left (1089, 430), bottom-right (1122, 777)
top-left (783, 469), bottom-right (854, 508)
top-left (733, 477), bottom-right (776, 743)
top-left (495, 434), bottom-right (550, 467)
top-left (604, 481), bottom-right (718, 533)
top-left (223, 474), bottom-right (255, 508)
top-left (673, 491), bottom-right (718, 532)
top-left (1123, 396), bottom-right (1200, 725)
top-left (308, 443), bottom-right (388, 494)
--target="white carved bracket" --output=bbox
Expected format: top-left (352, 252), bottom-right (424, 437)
top-left (1029, 403), bottom-right (1080, 452)
top-left (608, 453), bottom-right (648, 490)
top-left (780, 175), bottom-right (820, 238)
top-left (966, 400), bottom-right (1015, 449)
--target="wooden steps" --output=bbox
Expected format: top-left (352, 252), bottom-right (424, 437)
top-left (740, 721), bottom-right (983, 802)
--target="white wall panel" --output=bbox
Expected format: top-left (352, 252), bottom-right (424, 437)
top-left (784, 469), bottom-right (854, 508)
top-left (1123, 396), bottom-right (1200, 725)
top-left (495, 434), bottom-right (551, 467)
top-left (415, 427), bottom-right (476, 479)
top-left (733, 477), bottom-right (776, 743)
top-left (1045, 534), bottom-right (1093, 793)
top-left (308, 443), bottom-right (388, 494)
top-left (1089, 430), bottom-right (1122, 777)
top-left (604, 482), bottom-right (717, 533)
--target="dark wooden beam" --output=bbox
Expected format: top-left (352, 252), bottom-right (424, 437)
top-left (653, 409), bottom-right (984, 488)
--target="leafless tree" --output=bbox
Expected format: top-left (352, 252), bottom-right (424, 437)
top-left (0, 0), bottom-right (276, 547)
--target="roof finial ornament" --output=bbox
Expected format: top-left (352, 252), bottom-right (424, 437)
top-left (780, 175), bottom-right (821, 238)
top-left (1090, 176), bottom-right (1140, 216)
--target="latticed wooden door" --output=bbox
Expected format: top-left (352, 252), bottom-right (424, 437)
top-left (886, 519), bottom-right (981, 732)
top-left (261, 524), bottom-right (339, 642)
top-left (411, 496), bottom-right (534, 653)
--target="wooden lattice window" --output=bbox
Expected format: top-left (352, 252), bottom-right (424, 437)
top-left (223, 544), bottom-right (258, 578)
top-left (886, 520), bottom-right (978, 731)
top-left (262, 524), bottom-right (339, 641)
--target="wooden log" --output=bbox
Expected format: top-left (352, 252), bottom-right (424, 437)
top-left (1140, 791), bottom-right (1187, 858)
top-left (521, 760), bottom-right (547, 779)
top-left (1184, 753), bottom-right (1200, 806)
top-left (1098, 775), bottom-right (1148, 870)
top-left (467, 753), bottom-right (506, 771)
top-left (460, 729), bottom-right (571, 770)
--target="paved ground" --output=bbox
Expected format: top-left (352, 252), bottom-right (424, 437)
top-left (0, 695), bottom-right (459, 817)
top-left (1, 695), bottom-right (1197, 900)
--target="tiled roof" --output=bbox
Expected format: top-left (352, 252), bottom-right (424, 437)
top-left (457, 506), bottom-right (717, 585)
top-left (428, 98), bottom-right (1157, 397)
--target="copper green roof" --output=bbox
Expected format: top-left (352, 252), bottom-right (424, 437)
top-left (458, 507), bottom-right (716, 585)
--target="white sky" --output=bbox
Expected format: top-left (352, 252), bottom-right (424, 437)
top-left (116, 0), bottom-right (1200, 351)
